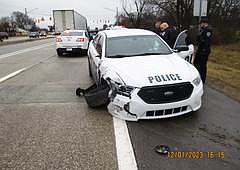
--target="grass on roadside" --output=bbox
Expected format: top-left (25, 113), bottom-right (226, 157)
top-left (206, 42), bottom-right (240, 102)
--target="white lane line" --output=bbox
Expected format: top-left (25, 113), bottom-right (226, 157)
top-left (113, 117), bottom-right (138, 170)
top-left (0, 68), bottom-right (27, 83)
top-left (0, 42), bottom-right (54, 59)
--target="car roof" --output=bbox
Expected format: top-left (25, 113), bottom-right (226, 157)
top-left (101, 29), bottom-right (156, 38)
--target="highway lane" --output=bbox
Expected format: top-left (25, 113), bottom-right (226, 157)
top-left (0, 40), bottom-right (239, 170)
top-left (0, 42), bottom-right (118, 170)
top-left (0, 38), bottom-right (54, 55)
top-left (0, 38), bottom-right (54, 78)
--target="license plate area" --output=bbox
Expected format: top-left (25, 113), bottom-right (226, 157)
top-left (66, 48), bottom-right (72, 51)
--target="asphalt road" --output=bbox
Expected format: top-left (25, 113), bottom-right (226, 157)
top-left (0, 39), bottom-right (239, 170)
top-left (0, 39), bottom-right (117, 170)
top-left (128, 88), bottom-right (240, 170)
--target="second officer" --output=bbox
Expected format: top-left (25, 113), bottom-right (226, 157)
top-left (194, 19), bottom-right (212, 84)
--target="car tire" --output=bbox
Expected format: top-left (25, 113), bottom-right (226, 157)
top-left (88, 58), bottom-right (92, 77)
top-left (57, 49), bottom-right (63, 56)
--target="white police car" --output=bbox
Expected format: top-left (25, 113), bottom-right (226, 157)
top-left (88, 29), bottom-right (203, 121)
top-left (55, 30), bottom-right (89, 56)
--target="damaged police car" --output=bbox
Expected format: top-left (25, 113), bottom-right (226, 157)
top-left (87, 28), bottom-right (203, 121)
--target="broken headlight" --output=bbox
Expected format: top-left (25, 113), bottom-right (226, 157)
top-left (118, 85), bottom-right (135, 97)
top-left (109, 79), bottom-right (135, 97)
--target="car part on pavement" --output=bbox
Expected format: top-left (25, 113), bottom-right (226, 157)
top-left (76, 83), bottom-right (110, 108)
top-left (76, 88), bottom-right (85, 96)
top-left (154, 145), bottom-right (170, 155)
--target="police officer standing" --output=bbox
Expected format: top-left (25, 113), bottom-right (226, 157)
top-left (159, 22), bottom-right (179, 48)
top-left (194, 19), bottom-right (212, 84)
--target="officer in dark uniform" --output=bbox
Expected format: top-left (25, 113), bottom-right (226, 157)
top-left (194, 19), bottom-right (212, 84)
top-left (159, 22), bottom-right (179, 48)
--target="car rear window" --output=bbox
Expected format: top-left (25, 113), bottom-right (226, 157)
top-left (106, 35), bottom-right (172, 58)
top-left (61, 31), bottom-right (83, 36)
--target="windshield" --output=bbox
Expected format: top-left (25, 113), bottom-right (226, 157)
top-left (106, 35), bottom-right (172, 58)
top-left (61, 31), bottom-right (83, 36)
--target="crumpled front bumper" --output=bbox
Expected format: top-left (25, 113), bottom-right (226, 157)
top-left (107, 84), bottom-right (203, 121)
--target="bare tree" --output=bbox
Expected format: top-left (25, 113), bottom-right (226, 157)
top-left (120, 0), bottom-right (240, 43)
top-left (149, 0), bottom-right (194, 29)
top-left (208, 0), bottom-right (240, 27)
top-left (207, 0), bottom-right (240, 42)
top-left (0, 17), bottom-right (11, 32)
top-left (11, 11), bottom-right (35, 30)
top-left (122, 0), bottom-right (147, 27)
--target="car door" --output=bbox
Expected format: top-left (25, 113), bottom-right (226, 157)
top-left (173, 30), bottom-right (194, 63)
top-left (88, 34), bottom-right (104, 83)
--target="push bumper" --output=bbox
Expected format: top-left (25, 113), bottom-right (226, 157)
top-left (107, 84), bottom-right (203, 121)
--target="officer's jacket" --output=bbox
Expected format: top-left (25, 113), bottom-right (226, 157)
top-left (197, 27), bottom-right (212, 50)
top-left (160, 28), bottom-right (179, 48)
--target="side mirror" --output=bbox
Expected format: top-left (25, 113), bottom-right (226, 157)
top-left (173, 46), bottom-right (189, 52)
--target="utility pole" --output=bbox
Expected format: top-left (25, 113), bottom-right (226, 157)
top-left (199, 0), bottom-right (203, 24)
top-left (25, 8), bottom-right (28, 30)
top-left (116, 7), bottom-right (119, 25)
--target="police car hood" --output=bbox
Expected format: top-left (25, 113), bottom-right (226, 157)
top-left (102, 54), bottom-right (197, 87)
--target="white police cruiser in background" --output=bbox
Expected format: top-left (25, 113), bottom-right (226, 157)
top-left (87, 28), bottom-right (203, 121)
top-left (55, 30), bottom-right (89, 56)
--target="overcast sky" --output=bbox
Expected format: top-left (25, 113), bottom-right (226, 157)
top-left (0, 0), bottom-right (123, 29)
